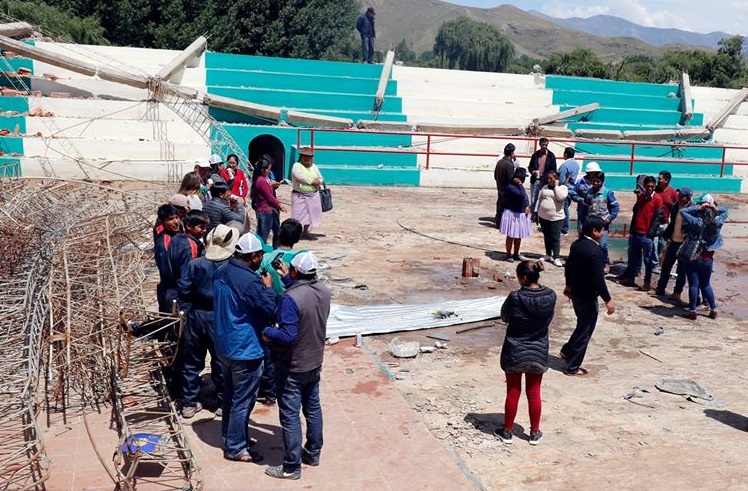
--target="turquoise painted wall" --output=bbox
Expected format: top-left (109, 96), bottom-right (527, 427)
top-left (546, 76), bottom-right (678, 97)
top-left (0, 97), bottom-right (30, 113)
top-left (603, 174), bottom-right (741, 193)
top-left (560, 106), bottom-right (702, 127)
top-left (207, 70), bottom-right (397, 96)
top-left (0, 136), bottom-right (24, 155)
top-left (554, 90), bottom-right (682, 111)
top-left (207, 53), bottom-right (385, 79)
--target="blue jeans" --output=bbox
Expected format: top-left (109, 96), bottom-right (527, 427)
top-left (656, 241), bottom-right (687, 294)
top-left (686, 258), bottom-right (716, 312)
top-left (530, 180), bottom-right (542, 214)
top-left (256, 210), bottom-right (280, 249)
top-left (599, 228), bottom-right (610, 264)
top-left (182, 309), bottom-right (223, 408)
top-left (220, 357), bottom-right (263, 458)
top-left (258, 343), bottom-right (277, 400)
top-left (623, 232), bottom-right (656, 283)
top-left (361, 36), bottom-right (375, 63)
top-left (276, 366), bottom-right (323, 473)
top-left (562, 196), bottom-right (571, 234)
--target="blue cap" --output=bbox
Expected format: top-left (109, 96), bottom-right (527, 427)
top-left (678, 186), bottom-right (693, 197)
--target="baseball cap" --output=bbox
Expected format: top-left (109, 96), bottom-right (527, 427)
top-left (168, 194), bottom-right (190, 209)
top-left (678, 186), bottom-right (693, 197)
top-left (585, 161), bottom-right (601, 173)
top-left (290, 251), bottom-right (319, 274)
top-left (209, 154), bottom-right (223, 165)
top-left (235, 233), bottom-right (264, 254)
top-left (194, 158), bottom-right (211, 168)
top-left (206, 224), bottom-right (240, 261)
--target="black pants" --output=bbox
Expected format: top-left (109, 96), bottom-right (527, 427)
top-left (656, 240), bottom-right (686, 294)
top-left (562, 296), bottom-right (599, 371)
top-left (539, 217), bottom-right (563, 259)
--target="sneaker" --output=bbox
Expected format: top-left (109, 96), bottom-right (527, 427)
top-left (529, 430), bottom-right (543, 445)
top-left (652, 267), bottom-right (661, 275)
top-left (301, 452), bottom-right (320, 467)
top-left (561, 231), bottom-right (569, 236)
top-left (265, 465), bottom-right (301, 480)
top-left (181, 402), bottom-right (202, 419)
top-left (505, 256), bottom-right (515, 263)
top-left (258, 396), bottom-right (277, 405)
top-left (553, 258), bottom-right (563, 267)
top-left (541, 255), bottom-right (552, 262)
top-left (513, 254), bottom-right (529, 262)
top-left (214, 407), bottom-right (222, 418)
top-left (493, 427), bottom-right (513, 444)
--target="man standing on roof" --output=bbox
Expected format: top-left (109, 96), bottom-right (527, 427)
top-left (356, 7), bottom-right (376, 64)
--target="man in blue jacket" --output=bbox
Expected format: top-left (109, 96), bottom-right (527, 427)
top-left (177, 224), bottom-right (239, 419)
top-left (263, 252), bottom-right (332, 480)
top-left (214, 232), bottom-right (276, 462)
top-left (356, 7), bottom-right (376, 63)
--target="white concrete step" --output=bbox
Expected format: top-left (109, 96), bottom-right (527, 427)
top-left (402, 99), bottom-right (556, 121)
top-left (24, 137), bottom-right (208, 160)
top-left (35, 41), bottom-right (205, 69)
top-left (25, 117), bottom-right (203, 143)
top-left (26, 99), bottom-right (185, 122)
top-left (393, 65), bottom-right (541, 89)
top-left (19, 156), bottom-right (189, 181)
top-left (396, 81), bottom-right (552, 103)
top-left (713, 127), bottom-right (748, 145)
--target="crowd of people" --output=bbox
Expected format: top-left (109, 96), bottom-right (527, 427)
top-left (152, 149), bottom-right (331, 480)
top-left (494, 139), bottom-right (728, 444)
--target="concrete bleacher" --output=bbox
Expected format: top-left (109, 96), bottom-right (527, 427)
top-left (1, 41), bottom-right (748, 192)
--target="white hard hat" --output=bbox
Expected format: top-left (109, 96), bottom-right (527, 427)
top-left (585, 161), bottom-right (601, 173)
top-left (208, 154), bottom-right (223, 165)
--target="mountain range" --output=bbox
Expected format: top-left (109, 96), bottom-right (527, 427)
top-left (368, 0), bottom-right (723, 61)
top-left (530, 12), bottom-right (731, 49)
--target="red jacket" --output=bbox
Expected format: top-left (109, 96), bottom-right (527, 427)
top-left (631, 192), bottom-right (664, 236)
top-left (656, 185), bottom-right (678, 222)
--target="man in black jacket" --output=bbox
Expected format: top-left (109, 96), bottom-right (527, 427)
top-left (561, 216), bottom-right (615, 376)
top-left (356, 7), bottom-right (376, 63)
top-left (528, 138), bottom-right (557, 217)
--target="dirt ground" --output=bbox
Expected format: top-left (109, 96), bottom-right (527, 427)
top-left (123, 181), bottom-right (748, 489)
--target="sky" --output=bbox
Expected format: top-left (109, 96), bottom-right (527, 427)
top-left (446, 0), bottom-right (746, 35)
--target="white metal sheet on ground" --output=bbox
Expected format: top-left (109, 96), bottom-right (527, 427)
top-left (326, 296), bottom-right (506, 338)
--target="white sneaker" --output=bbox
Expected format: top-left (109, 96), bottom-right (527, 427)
top-left (541, 255), bottom-right (552, 262)
top-left (553, 258), bottom-right (564, 267)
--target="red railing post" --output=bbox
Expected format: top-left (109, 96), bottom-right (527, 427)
top-left (310, 128), bottom-right (315, 153)
top-left (629, 143), bottom-right (636, 175)
top-left (425, 134), bottom-right (431, 170)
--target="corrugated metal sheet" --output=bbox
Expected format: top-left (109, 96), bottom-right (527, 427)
top-left (327, 296), bottom-right (506, 338)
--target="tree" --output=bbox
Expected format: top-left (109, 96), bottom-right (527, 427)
top-left (544, 48), bottom-right (609, 78)
top-left (1, 0), bottom-right (108, 44)
top-left (395, 39), bottom-right (417, 64)
top-left (433, 16), bottom-right (514, 72)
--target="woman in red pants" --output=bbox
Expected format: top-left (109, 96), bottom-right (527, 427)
top-left (494, 260), bottom-right (556, 445)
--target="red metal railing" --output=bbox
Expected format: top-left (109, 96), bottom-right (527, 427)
top-left (295, 127), bottom-right (748, 177)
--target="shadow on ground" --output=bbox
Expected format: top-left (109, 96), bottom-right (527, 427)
top-left (704, 409), bottom-right (748, 432)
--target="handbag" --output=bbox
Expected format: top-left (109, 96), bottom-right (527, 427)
top-left (677, 236), bottom-right (703, 264)
top-left (319, 184), bottom-right (333, 212)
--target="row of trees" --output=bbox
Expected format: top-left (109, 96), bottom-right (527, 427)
top-left (4, 2), bottom-right (746, 89)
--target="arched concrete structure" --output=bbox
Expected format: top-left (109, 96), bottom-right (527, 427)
top-left (248, 134), bottom-right (286, 179)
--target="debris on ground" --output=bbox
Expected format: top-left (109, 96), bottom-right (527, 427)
top-left (389, 337), bottom-right (420, 358)
top-left (655, 379), bottom-right (713, 402)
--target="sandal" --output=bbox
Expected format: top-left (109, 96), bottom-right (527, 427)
top-left (563, 367), bottom-right (589, 376)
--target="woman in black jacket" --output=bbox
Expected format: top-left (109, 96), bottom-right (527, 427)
top-left (494, 260), bottom-right (556, 446)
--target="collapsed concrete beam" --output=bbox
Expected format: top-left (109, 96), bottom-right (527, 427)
top-left (533, 103), bottom-right (600, 126)
top-left (680, 72), bottom-right (693, 121)
top-left (286, 110), bottom-right (353, 128)
top-left (623, 128), bottom-right (711, 141)
top-left (0, 34), bottom-right (148, 89)
top-left (706, 87), bottom-right (748, 132)
top-left (533, 126), bottom-right (574, 138)
top-left (0, 22), bottom-right (34, 39)
top-left (574, 128), bottom-right (623, 140)
top-left (373, 50), bottom-right (395, 112)
top-left (156, 36), bottom-right (207, 83)
top-left (416, 123), bottom-right (524, 136)
top-left (357, 120), bottom-right (416, 132)
top-left (204, 92), bottom-right (282, 121)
